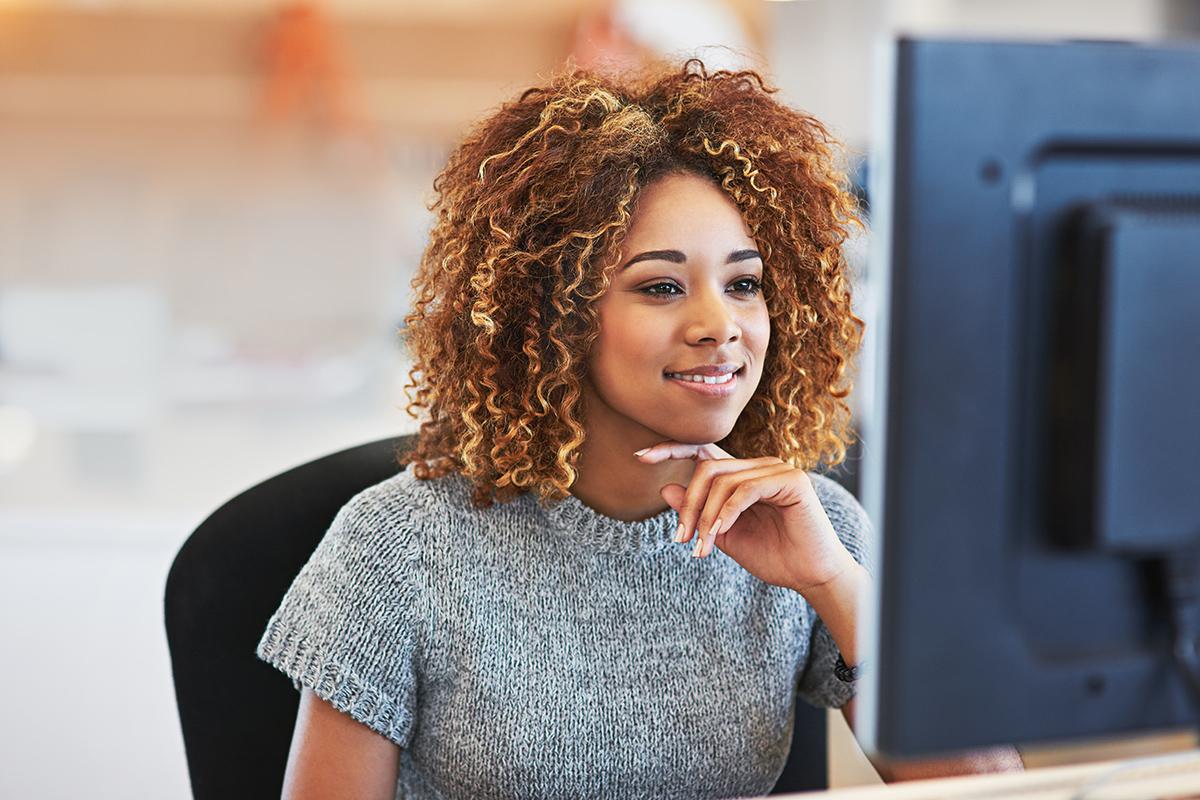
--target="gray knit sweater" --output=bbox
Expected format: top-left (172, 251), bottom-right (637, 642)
top-left (256, 464), bottom-right (872, 800)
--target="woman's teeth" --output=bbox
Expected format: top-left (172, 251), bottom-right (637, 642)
top-left (665, 371), bottom-right (734, 384)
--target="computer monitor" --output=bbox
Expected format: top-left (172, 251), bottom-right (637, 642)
top-left (857, 37), bottom-right (1200, 759)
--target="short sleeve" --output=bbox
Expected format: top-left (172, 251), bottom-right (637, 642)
top-left (255, 489), bottom-right (426, 747)
top-left (796, 473), bottom-right (874, 709)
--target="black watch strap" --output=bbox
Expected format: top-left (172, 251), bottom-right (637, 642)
top-left (834, 654), bottom-right (861, 683)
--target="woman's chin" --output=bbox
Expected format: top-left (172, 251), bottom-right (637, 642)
top-left (651, 422), bottom-right (739, 447)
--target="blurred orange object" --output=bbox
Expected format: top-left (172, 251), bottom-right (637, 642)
top-left (258, 1), bottom-right (362, 135)
top-left (571, 2), bottom-right (650, 74)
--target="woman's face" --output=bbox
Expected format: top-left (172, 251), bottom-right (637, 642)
top-left (584, 171), bottom-right (770, 447)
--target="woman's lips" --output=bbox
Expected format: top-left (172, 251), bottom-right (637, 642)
top-left (663, 367), bottom-right (742, 398)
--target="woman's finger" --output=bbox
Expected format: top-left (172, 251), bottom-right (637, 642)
top-left (695, 463), bottom-right (795, 558)
top-left (678, 456), bottom-right (781, 547)
top-left (634, 440), bottom-right (734, 464)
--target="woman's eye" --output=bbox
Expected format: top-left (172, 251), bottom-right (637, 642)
top-left (639, 282), bottom-right (683, 296)
top-left (732, 278), bottom-right (763, 295)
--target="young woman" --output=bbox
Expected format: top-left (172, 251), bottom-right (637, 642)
top-left (257, 59), bottom-right (1022, 799)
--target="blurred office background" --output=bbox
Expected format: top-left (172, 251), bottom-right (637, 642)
top-left (1, 1), bottom-right (1197, 797)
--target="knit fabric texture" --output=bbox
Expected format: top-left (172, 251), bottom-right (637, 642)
top-left (256, 464), bottom-right (872, 800)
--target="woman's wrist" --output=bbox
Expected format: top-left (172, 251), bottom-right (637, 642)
top-left (789, 550), bottom-right (862, 601)
top-left (791, 558), bottom-right (869, 665)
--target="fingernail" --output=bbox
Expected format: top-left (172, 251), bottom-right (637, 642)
top-left (702, 537), bottom-right (715, 558)
top-left (633, 448), bottom-right (649, 457)
top-left (674, 523), bottom-right (686, 543)
top-left (708, 518), bottom-right (722, 539)
top-left (692, 536), bottom-right (703, 558)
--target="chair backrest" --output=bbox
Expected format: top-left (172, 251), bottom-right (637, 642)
top-left (165, 435), bottom-right (415, 798)
top-left (164, 434), bottom-right (826, 798)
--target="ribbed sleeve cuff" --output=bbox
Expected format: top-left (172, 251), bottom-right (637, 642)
top-left (256, 618), bottom-right (416, 747)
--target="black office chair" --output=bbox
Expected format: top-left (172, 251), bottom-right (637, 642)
top-left (164, 434), bottom-right (828, 798)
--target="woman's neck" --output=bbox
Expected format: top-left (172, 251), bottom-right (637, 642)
top-left (569, 393), bottom-right (696, 523)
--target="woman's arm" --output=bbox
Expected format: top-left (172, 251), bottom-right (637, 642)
top-left (281, 689), bottom-right (401, 800)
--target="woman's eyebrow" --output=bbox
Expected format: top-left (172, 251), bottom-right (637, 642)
top-left (621, 248), bottom-right (762, 270)
top-left (727, 249), bottom-right (762, 263)
top-left (621, 249), bottom-right (685, 270)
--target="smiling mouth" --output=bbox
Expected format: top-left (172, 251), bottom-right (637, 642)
top-left (662, 367), bottom-right (744, 400)
top-left (667, 367), bottom-right (739, 383)
top-left (662, 366), bottom-right (745, 386)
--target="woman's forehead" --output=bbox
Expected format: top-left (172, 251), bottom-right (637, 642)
top-left (623, 174), bottom-right (755, 246)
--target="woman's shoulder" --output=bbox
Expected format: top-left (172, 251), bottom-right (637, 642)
top-left (807, 473), bottom-right (869, 529)
top-left (807, 472), bottom-right (873, 569)
top-left (338, 464), bottom-right (479, 536)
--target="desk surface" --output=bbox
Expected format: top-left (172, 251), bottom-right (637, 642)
top-left (777, 751), bottom-right (1200, 799)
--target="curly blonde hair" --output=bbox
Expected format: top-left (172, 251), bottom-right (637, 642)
top-left (397, 59), bottom-right (865, 510)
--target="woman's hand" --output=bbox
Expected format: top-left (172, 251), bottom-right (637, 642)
top-left (635, 440), bottom-right (857, 594)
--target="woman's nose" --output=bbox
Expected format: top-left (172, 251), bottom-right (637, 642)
top-left (686, 286), bottom-right (741, 344)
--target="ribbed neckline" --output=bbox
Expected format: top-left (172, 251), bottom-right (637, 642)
top-left (540, 491), bottom-right (680, 555)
